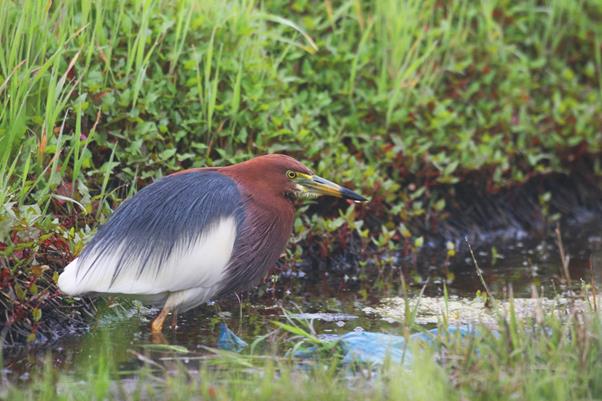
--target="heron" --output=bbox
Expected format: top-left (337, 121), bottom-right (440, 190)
top-left (58, 154), bottom-right (367, 333)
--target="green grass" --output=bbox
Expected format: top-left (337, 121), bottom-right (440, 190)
top-left (1, 0), bottom-right (602, 349)
top-left (3, 295), bottom-right (602, 401)
top-left (1, 0), bottom-right (601, 211)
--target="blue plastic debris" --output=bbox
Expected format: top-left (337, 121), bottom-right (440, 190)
top-left (336, 331), bottom-right (410, 365)
top-left (334, 326), bottom-right (475, 366)
top-left (216, 323), bottom-right (248, 351)
top-left (216, 322), bottom-right (476, 367)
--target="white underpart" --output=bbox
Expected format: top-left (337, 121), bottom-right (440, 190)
top-left (58, 216), bottom-right (238, 311)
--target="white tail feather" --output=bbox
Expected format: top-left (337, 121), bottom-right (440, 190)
top-left (57, 258), bottom-right (83, 295)
top-left (57, 216), bottom-right (237, 301)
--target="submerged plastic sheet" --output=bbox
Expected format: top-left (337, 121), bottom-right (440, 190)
top-left (216, 323), bottom-right (248, 352)
top-left (330, 326), bottom-right (474, 366)
top-left (216, 323), bottom-right (474, 366)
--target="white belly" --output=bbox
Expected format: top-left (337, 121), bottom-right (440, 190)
top-left (58, 216), bottom-right (238, 310)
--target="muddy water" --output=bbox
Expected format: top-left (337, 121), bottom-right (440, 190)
top-left (444, 222), bottom-right (602, 298)
top-left (2, 220), bottom-right (602, 379)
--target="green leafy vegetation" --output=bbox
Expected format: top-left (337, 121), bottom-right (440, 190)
top-left (0, 0), bottom-right (601, 346)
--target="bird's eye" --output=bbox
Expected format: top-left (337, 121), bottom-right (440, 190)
top-left (286, 170), bottom-right (297, 179)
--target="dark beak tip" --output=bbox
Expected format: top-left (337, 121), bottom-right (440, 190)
top-left (340, 188), bottom-right (368, 203)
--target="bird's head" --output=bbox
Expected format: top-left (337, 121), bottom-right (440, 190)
top-left (225, 154), bottom-right (367, 204)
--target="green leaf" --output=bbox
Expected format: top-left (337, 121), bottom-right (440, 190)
top-left (414, 236), bottom-right (424, 248)
top-left (32, 307), bottom-right (42, 322)
top-left (159, 148), bottom-right (177, 161)
top-left (140, 344), bottom-right (189, 353)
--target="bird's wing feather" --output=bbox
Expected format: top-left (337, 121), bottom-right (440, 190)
top-left (58, 171), bottom-right (244, 297)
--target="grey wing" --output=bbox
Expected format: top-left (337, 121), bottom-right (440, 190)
top-left (58, 171), bottom-right (245, 296)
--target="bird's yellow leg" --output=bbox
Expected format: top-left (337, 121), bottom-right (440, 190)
top-left (151, 331), bottom-right (167, 344)
top-left (151, 305), bottom-right (170, 334)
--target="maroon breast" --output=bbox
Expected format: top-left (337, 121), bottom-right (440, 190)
top-left (215, 183), bottom-right (295, 298)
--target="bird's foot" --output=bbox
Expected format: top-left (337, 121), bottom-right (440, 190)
top-left (150, 331), bottom-right (167, 344)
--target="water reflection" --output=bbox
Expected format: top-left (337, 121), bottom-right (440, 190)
top-left (2, 220), bottom-right (601, 379)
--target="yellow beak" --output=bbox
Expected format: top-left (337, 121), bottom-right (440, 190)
top-left (297, 174), bottom-right (367, 202)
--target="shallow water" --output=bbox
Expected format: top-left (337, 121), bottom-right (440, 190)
top-left (2, 219), bottom-right (602, 380)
